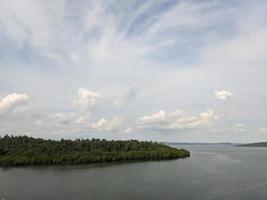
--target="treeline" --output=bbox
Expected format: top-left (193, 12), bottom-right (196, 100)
top-left (237, 142), bottom-right (267, 147)
top-left (0, 135), bottom-right (190, 167)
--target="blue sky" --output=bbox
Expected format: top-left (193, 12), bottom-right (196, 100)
top-left (0, 0), bottom-right (266, 142)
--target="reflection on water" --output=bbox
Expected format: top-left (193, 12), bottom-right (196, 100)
top-left (1, 145), bottom-right (267, 200)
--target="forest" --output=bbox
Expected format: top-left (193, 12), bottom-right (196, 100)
top-left (0, 135), bottom-right (190, 167)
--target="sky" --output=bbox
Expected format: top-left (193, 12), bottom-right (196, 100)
top-left (0, 0), bottom-right (266, 143)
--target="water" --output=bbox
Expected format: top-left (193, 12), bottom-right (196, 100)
top-left (1, 145), bottom-right (267, 200)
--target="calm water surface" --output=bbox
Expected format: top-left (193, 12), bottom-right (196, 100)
top-left (1, 145), bottom-right (267, 200)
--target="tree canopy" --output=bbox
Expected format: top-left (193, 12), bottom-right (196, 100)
top-left (0, 135), bottom-right (190, 167)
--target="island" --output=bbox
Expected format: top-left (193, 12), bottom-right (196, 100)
top-left (0, 135), bottom-right (190, 167)
top-left (237, 142), bottom-right (267, 147)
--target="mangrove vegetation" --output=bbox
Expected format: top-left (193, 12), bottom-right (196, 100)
top-left (0, 135), bottom-right (190, 167)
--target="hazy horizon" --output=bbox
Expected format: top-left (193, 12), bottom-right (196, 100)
top-left (0, 0), bottom-right (267, 143)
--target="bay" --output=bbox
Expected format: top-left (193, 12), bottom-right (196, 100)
top-left (1, 145), bottom-right (267, 200)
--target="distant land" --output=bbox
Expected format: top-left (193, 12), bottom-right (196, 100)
top-left (165, 142), bottom-right (239, 146)
top-left (237, 142), bottom-right (267, 147)
top-left (0, 135), bottom-right (190, 167)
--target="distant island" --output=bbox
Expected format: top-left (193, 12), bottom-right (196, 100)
top-left (0, 135), bottom-right (190, 167)
top-left (165, 142), bottom-right (237, 146)
top-left (237, 142), bottom-right (267, 147)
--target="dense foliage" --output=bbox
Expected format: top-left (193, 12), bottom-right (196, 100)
top-left (0, 135), bottom-right (190, 167)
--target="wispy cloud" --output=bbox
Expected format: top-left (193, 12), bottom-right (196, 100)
top-left (0, 0), bottom-right (266, 142)
top-left (114, 84), bottom-right (140, 108)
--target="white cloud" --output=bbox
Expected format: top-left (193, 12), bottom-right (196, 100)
top-left (233, 123), bottom-right (246, 132)
top-left (89, 118), bottom-right (108, 130)
top-left (138, 109), bottom-right (183, 125)
top-left (75, 115), bottom-right (89, 125)
top-left (50, 109), bottom-right (124, 132)
top-left (169, 108), bottom-right (218, 129)
top-left (89, 116), bottom-right (123, 131)
top-left (0, 93), bottom-right (29, 113)
top-left (214, 90), bottom-right (234, 100)
top-left (234, 123), bottom-right (244, 128)
top-left (137, 108), bottom-right (217, 130)
top-left (52, 112), bottom-right (76, 125)
top-left (104, 116), bottom-right (124, 131)
top-left (138, 110), bottom-right (167, 125)
top-left (35, 120), bottom-right (43, 126)
top-left (73, 88), bottom-right (102, 110)
top-left (258, 128), bottom-right (267, 134)
top-left (125, 127), bottom-right (133, 133)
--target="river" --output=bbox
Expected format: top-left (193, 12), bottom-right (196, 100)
top-left (1, 145), bottom-right (267, 200)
